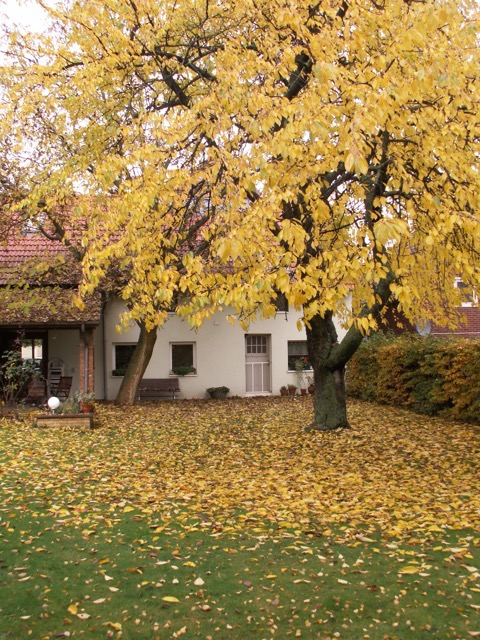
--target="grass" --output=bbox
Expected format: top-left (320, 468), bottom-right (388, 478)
top-left (0, 396), bottom-right (479, 639)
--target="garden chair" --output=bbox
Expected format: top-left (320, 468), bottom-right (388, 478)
top-left (25, 377), bottom-right (46, 406)
top-left (52, 376), bottom-right (72, 401)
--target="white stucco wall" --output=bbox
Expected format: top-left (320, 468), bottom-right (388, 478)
top-left (103, 300), bottom-right (348, 400)
top-left (47, 325), bottom-right (105, 399)
top-left (48, 329), bottom-right (80, 392)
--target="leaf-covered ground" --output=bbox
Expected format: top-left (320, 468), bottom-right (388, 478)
top-left (0, 397), bottom-right (479, 639)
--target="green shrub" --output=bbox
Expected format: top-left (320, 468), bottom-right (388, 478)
top-left (0, 349), bottom-right (39, 406)
top-left (347, 334), bottom-right (480, 423)
top-left (347, 333), bottom-right (385, 402)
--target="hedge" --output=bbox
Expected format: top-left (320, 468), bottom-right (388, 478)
top-left (347, 334), bottom-right (480, 423)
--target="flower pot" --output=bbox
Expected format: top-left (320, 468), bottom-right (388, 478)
top-left (300, 388), bottom-right (307, 396)
top-left (280, 389), bottom-right (288, 396)
top-left (288, 387), bottom-right (296, 396)
top-left (308, 384), bottom-right (314, 395)
top-left (208, 389), bottom-right (228, 399)
top-left (80, 403), bottom-right (95, 414)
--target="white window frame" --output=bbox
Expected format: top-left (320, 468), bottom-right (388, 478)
top-left (113, 343), bottom-right (137, 375)
top-left (274, 293), bottom-right (289, 313)
top-left (170, 342), bottom-right (197, 375)
top-left (454, 277), bottom-right (478, 307)
top-left (287, 340), bottom-right (312, 372)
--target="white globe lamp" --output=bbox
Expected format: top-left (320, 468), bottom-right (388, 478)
top-left (47, 396), bottom-right (61, 413)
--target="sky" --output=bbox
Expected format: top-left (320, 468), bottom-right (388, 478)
top-left (1, 0), bottom-right (49, 30)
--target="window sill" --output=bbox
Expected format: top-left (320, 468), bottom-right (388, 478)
top-left (169, 373), bottom-right (197, 377)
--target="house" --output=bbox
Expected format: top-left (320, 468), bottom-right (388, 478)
top-left (0, 226), bottom-right (348, 400)
top-left (428, 278), bottom-right (480, 339)
top-left (0, 230), bottom-right (102, 396)
top-left (379, 278), bottom-right (480, 340)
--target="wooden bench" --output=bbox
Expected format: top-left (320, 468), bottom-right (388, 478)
top-left (137, 378), bottom-right (180, 401)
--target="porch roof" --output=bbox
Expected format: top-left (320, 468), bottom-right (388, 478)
top-left (0, 286), bottom-right (102, 328)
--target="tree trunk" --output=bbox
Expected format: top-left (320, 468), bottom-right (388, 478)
top-left (310, 362), bottom-right (349, 430)
top-left (305, 273), bottom-right (396, 430)
top-left (115, 323), bottom-right (157, 405)
top-left (306, 312), bottom-right (363, 430)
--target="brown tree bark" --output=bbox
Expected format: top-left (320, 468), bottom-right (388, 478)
top-left (115, 322), bottom-right (157, 405)
top-left (306, 313), bottom-right (356, 430)
top-left (306, 273), bottom-right (395, 430)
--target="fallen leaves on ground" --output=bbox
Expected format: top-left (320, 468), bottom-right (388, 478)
top-left (1, 397), bottom-right (479, 639)
top-left (1, 397), bottom-right (479, 541)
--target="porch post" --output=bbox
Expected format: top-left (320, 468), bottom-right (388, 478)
top-left (79, 326), bottom-right (95, 394)
top-left (87, 328), bottom-right (95, 393)
top-left (79, 331), bottom-right (85, 394)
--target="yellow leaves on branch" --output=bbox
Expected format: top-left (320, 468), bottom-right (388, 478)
top-left (0, 0), bottom-right (479, 334)
top-left (345, 148), bottom-right (369, 176)
top-left (374, 218), bottom-right (409, 247)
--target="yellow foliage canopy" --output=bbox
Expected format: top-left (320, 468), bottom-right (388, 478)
top-left (0, 0), bottom-right (479, 334)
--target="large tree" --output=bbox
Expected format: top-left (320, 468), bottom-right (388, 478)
top-left (1, 0), bottom-right (479, 426)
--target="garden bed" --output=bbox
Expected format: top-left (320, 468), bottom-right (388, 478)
top-left (35, 413), bottom-right (94, 429)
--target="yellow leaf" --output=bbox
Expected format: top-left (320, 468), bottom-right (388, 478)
top-left (355, 535), bottom-right (374, 543)
top-left (67, 604), bottom-right (78, 615)
top-left (162, 596), bottom-right (180, 603)
top-left (399, 565), bottom-right (419, 574)
top-left (355, 155), bottom-right (369, 175)
top-left (345, 152), bottom-right (355, 173)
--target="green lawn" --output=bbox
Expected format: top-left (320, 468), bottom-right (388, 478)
top-left (0, 397), bottom-right (479, 639)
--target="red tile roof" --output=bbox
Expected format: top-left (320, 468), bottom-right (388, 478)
top-left (0, 286), bottom-right (102, 326)
top-left (0, 232), bottom-right (68, 284)
top-left (0, 225), bottom-right (100, 326)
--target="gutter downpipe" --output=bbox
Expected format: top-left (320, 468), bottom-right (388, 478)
top-left (80, 322), bottom-right (88, 394)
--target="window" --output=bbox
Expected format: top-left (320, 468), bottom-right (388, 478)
top-left (246, 335), bottom-right (268, 355)
top-left (288, 341), bottom-right (311, 371)
top-left (171, 342), bottom-right (196, 375)
top-left (113, 344), bottom-right (136, 375)
top-left (455, 278), bottom-right (478, 307)
top-left (274, 293), bottom-right (289, 313)
top-left (21, 337), bottom-right (43, 368)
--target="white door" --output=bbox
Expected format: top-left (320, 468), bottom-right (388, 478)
top-left (245, 335), bottom-right (271, 394)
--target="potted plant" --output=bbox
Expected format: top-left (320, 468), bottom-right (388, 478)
top-left (206, 386), bottom-right (229, 399)
top-left (171, 365), bottom-right (196, 376)
top-left (57, 397), bottom-right (81, 414)
top-left (280, 385), bottom-right (289, 396)
top-left (294, 358), bottom-right (305, 391)
top-left (75, 391), bottom-right (95, 413)
top-left (287, 384), bottom-right (297, 396)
